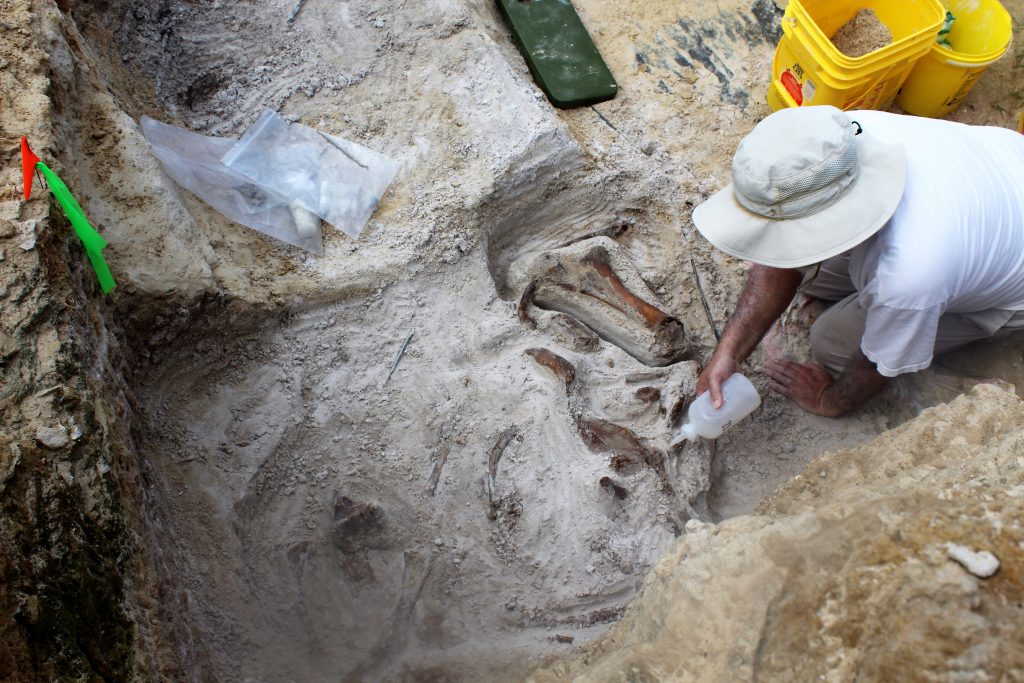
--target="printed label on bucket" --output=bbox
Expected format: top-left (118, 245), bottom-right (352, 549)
top-left (802, 78), bottom-right (816, 104)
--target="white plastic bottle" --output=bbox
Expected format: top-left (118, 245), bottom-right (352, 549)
top-left (672, 373), bottom-right (761, 445)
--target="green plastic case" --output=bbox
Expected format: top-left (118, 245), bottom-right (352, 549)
top-left (497, 0), bottom-right (618, 108)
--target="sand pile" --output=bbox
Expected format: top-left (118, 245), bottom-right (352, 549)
top-left (831, 8), bottom-right (893, 58)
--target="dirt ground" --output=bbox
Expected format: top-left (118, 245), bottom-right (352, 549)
top-left (2, 0), bottom-right (1023, 680)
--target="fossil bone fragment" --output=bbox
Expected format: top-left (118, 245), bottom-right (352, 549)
top-left (486, 426), bottom-right (520, 520)
top-left (525, 347), bottom-right (576, 386)
top-left (521, 240), bottom-right (690, 366)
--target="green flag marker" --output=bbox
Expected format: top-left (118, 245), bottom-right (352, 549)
top-left (36, 163), bottom-right (116, 294)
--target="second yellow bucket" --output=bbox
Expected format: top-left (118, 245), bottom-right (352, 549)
top-left (897, 0), bottom-right (1013, 118)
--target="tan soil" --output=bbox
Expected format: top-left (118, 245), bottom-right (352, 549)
top-left (831, 8), bottom-right (893, 58)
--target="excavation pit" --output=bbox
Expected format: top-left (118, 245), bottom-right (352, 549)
top-left (8, 0), bottom-right (1023, 680)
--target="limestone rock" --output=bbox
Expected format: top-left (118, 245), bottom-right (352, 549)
top-left (35, 425), bottom-right (69, 450)
top-left (947, 543), bottom-right (1000, 579)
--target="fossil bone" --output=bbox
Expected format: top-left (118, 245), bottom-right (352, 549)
top-left (520, 239), bottom-right (690, 366)
top-left (525, 347), bottom-right (576, 386)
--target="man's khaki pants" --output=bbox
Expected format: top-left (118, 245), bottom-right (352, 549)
top-left (801, 254), bottom-right (1024, 374)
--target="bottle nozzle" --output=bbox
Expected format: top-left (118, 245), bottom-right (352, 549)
top-left (670, 422), bottom-right (698, 447)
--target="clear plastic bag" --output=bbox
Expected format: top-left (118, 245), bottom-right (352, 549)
top-left (222, 110), bottom-right (399, 239)
top-left (140, 116), bottom-right (324, 255)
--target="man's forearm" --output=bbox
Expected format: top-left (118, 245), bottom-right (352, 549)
top-left (715, 265), bottom-right (803, 363)
top-left (819, 351), bottom-right (890, 417)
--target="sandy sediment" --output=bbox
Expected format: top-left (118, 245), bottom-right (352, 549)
top-left (831, 9), bottom-right (893, 58)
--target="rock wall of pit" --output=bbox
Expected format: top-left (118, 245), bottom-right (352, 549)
top-left (0, 1), bottom-right (187, 679)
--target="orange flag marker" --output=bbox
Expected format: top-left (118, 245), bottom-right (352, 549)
top-left (20, 137), bottom-right (40, 200)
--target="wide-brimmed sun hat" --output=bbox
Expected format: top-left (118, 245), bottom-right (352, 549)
top-left (692, 105), bottom-right (907, 269)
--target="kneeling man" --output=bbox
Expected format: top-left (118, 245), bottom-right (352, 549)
top-left (693, 106), bottom-right (1024, 416)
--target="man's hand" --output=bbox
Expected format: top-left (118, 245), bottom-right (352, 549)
top-left (696, 352), bottom-right (739, 409)
top-left (765, 359), bottom-right (833, 415)
top-left (766, 351), bottom-right (889, 417)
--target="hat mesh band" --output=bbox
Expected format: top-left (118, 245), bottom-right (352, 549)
top-left (774, 140), bottom-right (858, 205)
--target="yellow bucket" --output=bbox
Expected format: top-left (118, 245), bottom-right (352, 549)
top-left (768, 0), bottom-right (946, 111)
top-left (897, 0), bottom-right (1013, 118)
